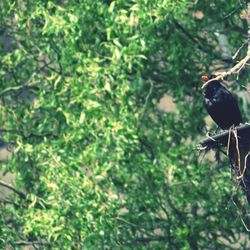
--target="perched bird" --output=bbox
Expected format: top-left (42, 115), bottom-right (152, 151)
top-left (202, 75), bottom-right (250, 204)
top-left (202, 75), bottom-right (242, 130)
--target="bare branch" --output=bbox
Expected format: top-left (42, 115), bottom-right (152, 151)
top-left (232, 38), bottom-right (249, 60)
top-left (237, 151), bottom-right (250, 180)
top-left (202, 4), bottom-right (250, 89)
top-left (223, 4), bottom-right (244, 20)
top-left (12, 240), bottom-right (50, 247)
top-left (0, 198), bottom-right (19, 206)
top-left (198, 123), bottom-right (250, 149)
top-left (247, 3), bottom-right (250, 53)
top-left (0, 181), bottom-right (26, 199)
top-left (137, 80), bottom-right (154, 129)
top-left (201, 54), bottom-right (250, 88)
top-left (0, 83), bottom-right (38, 98)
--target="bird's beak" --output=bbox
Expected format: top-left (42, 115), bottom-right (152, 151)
top-left (201, 75), bottom-right (209, 82)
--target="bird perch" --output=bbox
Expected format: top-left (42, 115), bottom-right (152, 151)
top-left (199, 124), bottom-right (250, 150)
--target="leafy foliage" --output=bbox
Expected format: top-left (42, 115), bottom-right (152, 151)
top-left (0, 0), bottom-right (249, 249)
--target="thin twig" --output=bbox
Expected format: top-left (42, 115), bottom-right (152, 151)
top-left (240, 216), bottom-right (250, 232)
top-left (0, 198), bottom-right (19, 206)
top-left (202, 54), bottom-right (250, 88)
top-left (233, 129), bottom-right (241, 173)
top-left (0, 83), bottom-right (38, 98)
top-left (199, 124), bottom-right (250, 149)
top-left (232, 199), bottom-right (250, 232)
top-left (173, 20), bottom-right (204, 51)
top-left (116, 217), bottom-right (141, 228)
top-left (206, 132), bottom-right (216, 142)
top-left (13, 241), bottom-right (49, 246)
top-left (247, 3), bottom-right (250, 53)
top-left (223, 4), bottom-right (244, 20)
top-left (137, 80), bottom-right (154, 128)
top-left (0, 181), bottom-right (26, 199)
top-left (237, 151), bottom-right (250, 180)
top-left (226, 127), bottom-right (233, 156)
top-left (232, 38), bottom-right (250, 60)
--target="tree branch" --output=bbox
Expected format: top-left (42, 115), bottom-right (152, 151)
top-left (0, 83), bottom-right (38, 98)
top-left (0, 198), bottom-right (19, 206)
top-left (137, 80), bottom-right (154, 129)
top-left (202, 3), bottom-right (250, 89)
top-left (247, 3), bottom-right (250, 53)
top-left (13, 240), bottom-right (49, 246)
top-left (198, 124), bottom-right (250, 150)
top-left (202, 54), bottom-right (250, 88)
top-left (173, 20), bottom-right (232, 63)
top-left (0, 181), bottom-right (26, 199)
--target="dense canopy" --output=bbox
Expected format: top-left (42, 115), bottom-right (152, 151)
top-left (0, 0), bottom-right (250, 249)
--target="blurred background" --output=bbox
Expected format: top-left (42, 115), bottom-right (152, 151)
top-left (0, 0), bottom-right (250, 249)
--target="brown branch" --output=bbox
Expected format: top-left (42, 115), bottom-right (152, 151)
top-left (232, 38), bottom-right (250, 60)
top-left (202, 4), bottom-right (250, 89)
top-left (201, 54), bottom-right (250, 88)
top-left (237, 151), bottom-right (250, 180)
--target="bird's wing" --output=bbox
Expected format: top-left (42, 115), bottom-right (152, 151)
top-left (204, 86), bottom-right (242, 129)
top-left (217, 87), bottom-right (242, 124)
top-left (219, 88), bottom-right (242, 118)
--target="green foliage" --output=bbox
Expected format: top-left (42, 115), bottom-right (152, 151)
top-left (0, 0), bottom-right (249, 249)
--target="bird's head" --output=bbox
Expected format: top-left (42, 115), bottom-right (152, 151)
top-left (201, 75), bottom-right (222, 98)
top-left (201, 74), bottom-right (217, 82)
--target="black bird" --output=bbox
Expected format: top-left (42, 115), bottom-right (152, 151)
top-left (202, 75), bottom-right (242, 130)
top-left (202, 76), bottom-right (250, 204)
